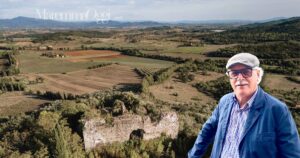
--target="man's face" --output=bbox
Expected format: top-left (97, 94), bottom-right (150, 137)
top-left (227, 64), bottom-right (259, 98)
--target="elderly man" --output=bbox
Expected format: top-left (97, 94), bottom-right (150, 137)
top-left (188, 53), bottom-right (300, 158)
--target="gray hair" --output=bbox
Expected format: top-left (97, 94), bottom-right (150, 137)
top-left (253, 67), bottom-right (264, 84)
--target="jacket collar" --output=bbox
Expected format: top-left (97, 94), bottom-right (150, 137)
top-left (250, 86), bottom-right (265, 110)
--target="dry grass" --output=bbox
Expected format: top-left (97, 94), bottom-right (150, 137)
top-left (18, 51), bottom-right (174, 73)
top-left (0, 58), bottom-right (7, 70)
top-left (0, 92), bottom-right (48, 116)
top-left (262, 73), bottom-right (300, 91)
top-left (149, 72), bottom-right (223, 104)
top-left (190, 71), bottom-right (225, 84)
top-left (66, 55), bottom-right (125, 62)
top-left (65, 50), bottom-right (121, 57)
top-left (64, 50), bottom-right (124, 62)
top-left (25, 64), bottom-right (142, 95)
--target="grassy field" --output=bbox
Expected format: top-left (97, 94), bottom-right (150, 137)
top-left (17, 50), bottom-right (174, 73)
top-left (147, 69), bottom-right (300, 105)
top-left (18, 51), bottom-right (104, 73)
top-left (25, 64), bottom-right (142, 95)
top-left (262, 73), bottom-right (300, 91)
top-left (140, 44), bottom-right (234, 60)
top-left (161, 46), bottom-right (205, 54)
top-left (0, 92), bottom-right (48, 116)
top-left (160, 44), bottom-right (232, 54)
top-left (149, 71), bottom-right (223, 104)
top-left (87, 39), bottom-right (178, 51)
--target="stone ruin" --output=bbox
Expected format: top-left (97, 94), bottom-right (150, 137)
top-left (83, 111), bottom-right (179, 150)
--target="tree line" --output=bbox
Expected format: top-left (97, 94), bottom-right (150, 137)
top-left (207, 41), bottom-right (300, 59)
top-left (0, 78), bottom-right (25, 92)
top-left (91, 47), bottom-right (189, 64)
top-left (0, 51), bottom-right (20, 77)
top-left (206, 42), bottom-right (300, 75)
top-left (199, 18), bottom-right (300, 44)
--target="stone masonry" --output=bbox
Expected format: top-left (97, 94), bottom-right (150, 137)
top-left (83, 112), bottom-right (179, 150)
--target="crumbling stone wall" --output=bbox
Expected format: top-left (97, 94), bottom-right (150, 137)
top-left (83, 112), bottom-right (179, 150)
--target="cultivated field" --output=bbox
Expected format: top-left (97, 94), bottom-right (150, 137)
top-left (18, 50), bottom-right (174, 73)
top-left (25, 64), bottom-right (142, 95)
top-left (65, 50), bottom-right (122, 62)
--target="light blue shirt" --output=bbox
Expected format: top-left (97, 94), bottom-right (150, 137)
top-left (220, 89), bottom-right (258, 158)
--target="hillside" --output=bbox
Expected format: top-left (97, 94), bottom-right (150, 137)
top-left (0, 16), bottom-right (167, 29)
top-left (241, 17), bottom-right (300, 32)
top-left (201, 17), bottom-right (300, 44)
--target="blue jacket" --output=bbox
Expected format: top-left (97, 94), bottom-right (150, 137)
top-left (188, 87), bottom-right (300, 158)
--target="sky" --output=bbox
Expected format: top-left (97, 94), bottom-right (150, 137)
top-left (0, 0), bottom-right (300, 22)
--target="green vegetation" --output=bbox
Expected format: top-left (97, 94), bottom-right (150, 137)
top-left (0, 89), bottom-right (215, 158)
top-left (194, 76), bottom-right (232, 100)
top-left (140, 62), bottom-right (188, 94)
top-left (201, 17), bottom-right (300, 44)
top-left (8, 30), bottom-right (116, 43)
top-left (269, 89), bottom-right (300, 107)
top-left (87, 63), bottom-right (113, 69)
top-left (0, 77), bottom-right (25, 92)
top-left (176, 67), bottom-right (195, 83)
top-left (0, 112), bottom-right (85, 157)
top-left (89, 134), bottom-right (175, 158)
top-left (35, 91), bottom-right (78, 100)
top-left (0, 91), bottom-right (172, 157)
top-left (207, 42), bottom-right (300, 75)
top-left (91, 47), bottom-right (188, 63)
top-left (286, 76), bottom-right (300, 84)
top-left (0, 51), bottom-right (20, 76)
top-left (162, 46), bottom-right (204, 54)
top-left (207, 41), bottom-right (300, 59)
top-left (134, 67), bottom-right (155, 77)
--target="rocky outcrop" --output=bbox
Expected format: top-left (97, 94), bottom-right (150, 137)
top-left (83, 112), bottom-right (179, 150)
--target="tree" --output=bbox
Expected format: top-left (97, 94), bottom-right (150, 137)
top-left (37, 111), bottom-right (60, 132)
top-left (54, 123), bottom-right (70, 158)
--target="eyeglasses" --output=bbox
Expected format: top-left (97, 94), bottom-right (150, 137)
top-left (226, 68), bottom-right (253, 79)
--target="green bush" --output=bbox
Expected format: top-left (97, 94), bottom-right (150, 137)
top-left (194, 76), bottom-right (232, 99)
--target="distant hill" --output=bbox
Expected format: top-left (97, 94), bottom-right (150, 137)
top-left (200, 16), bottom-right (300, 44)
top-left (256, 17), bottom-right (287, 23)
top-left (0, 16), bottom-right (167, 29)
top-left (0, 16), bottom-right (298, 30)
top-left (170, 19), bottom-right (254, 24)
top-left (0, 16), bottom-right (261, 29)
top-left (238, 17), bottom-right (300, 33)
